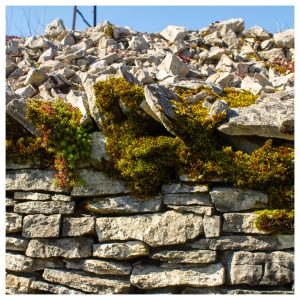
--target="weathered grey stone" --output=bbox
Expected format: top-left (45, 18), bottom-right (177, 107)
top-left (6, 169), bottom-right (68, 192)
top-left (62, 217), bottom-right (95, 236)
top-left (14, 192), bottom-right (51, 201)
top-left (14, 201), bottom-right (75, 214)
top-left (90, 132), bottom-right (109, 163)
top-left (167, 205), bottom-right (214, 215)
top-left (129, 36), bottom-right (150, 51)
top-left (162, 183), bottom-right (209, 194)
top-left (203, 215), bottom-right (221, 237)
top-left (6, 98), bottom-right (40, 136)
top-left (22, 214), bottom-right (61, 238)
top-left (210, 187), bottom-right (268, 212)
top-left (14, 84), bottom-right (37, 98)
top-left (142, 84), bottom-right (180, 134)
top-left (84, 195), bottom-right (162, 214)
top-left (182, 287), bottom-right (293, 294)
top-left (24, 68), bottom-right (47, 86)
top-left (206, 72), bottom-right (235, 88)
top-left (223, 213), bottom-right (268, 234)
top-left (208, 100), bottom-right (228, 118)
top-left (206, 18), bottom-right (244, 35)
top-left (65, 258), bottom-right (131, 275)
top-left (38, 47), bottom-right (57, 63)
top-left (96, 210), bottom-right (203, 247)
top-left (240, 76), bottom-right (263, 95)
top-left (6, 213), bottom-right (22, 233)
top-left (60, 32), bottom-right (75, 46)
top-left (158, 52), bottom-right (189, 77)
top-left (51, 194), bottom-right (72, 201)
top-left (26, 237), bottom-right (94, 258)
top-left (131, 263), bottom-right (225, 289)
top-left (45, 18), bottom-right (66, 37)
top-left (189, 235), bottom-right (294, 251)
top-left (25, 35), bottom-right (49, 49)
top-left (30, 280), bottom-right (85, 294)
top-left (218, 90), bottom-right (294, 140)
top-left (6, 274), bottom-right (33, 294)
top-left (243, 25), bottom-right (271, 41)
top-left (163, 193), bottom-right (212, 206)
top-left (66, 89), bottom-right (91, 125)
top-left (160, 25), bottom-right (188, 43)
top-left (270, 251), bottom-right (294, 270)
top-left (65, 48), bottom-right (86, 62)
top-left (93, 241), bottom-right (149, 260)
top-left (6, 198), bottom-right (17, 207)
top-left (71, 169), bottom-right (130, 197)
top-left (6, 252), bottom-right (64, 272)
top-left (42, 268), bottom-right (131, 294)
top-left (150, 250), bottom-right (216, 264)
top-left (6, 237), bottom-right (29, 251)
top-left (274, 29), bottom-right (294, 48)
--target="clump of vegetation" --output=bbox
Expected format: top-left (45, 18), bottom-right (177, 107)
top-left (255, 209), bottom-right (294, 234)
top-left (26, 98), bottom-right (92, 187)
top-left (104, 24), bottom-right (114, 38)
top-left (220, 87), bottom-right (258, 108)
top-left (265, 58), bottom-right (295, 74)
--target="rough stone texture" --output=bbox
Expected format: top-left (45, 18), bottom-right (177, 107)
top-left (22, 214), bottom-right (61, 238)
top-left (42, 268), bottom-right (131, 294)
top-left (218, 90), bottom-right (294, 141)
top-left (163, 193), bottom-right (212, 206)
top-left (142, 84), bottom-right (180, 134)
top-left (6, 252), bottom-right (64, 272)
top-left (182, 287), bottom-right (293, 294)
top-left (6, 237), bottom-right (29, 251)
top-left (30, 280), bottom-right (85, 294)
top-left (128, 36), bottom-right (150, 51)
top-left (6, 213), bottom-right (22, 233)
top-left (162, 183), bottom-right (209, 194)
top-left (189, 235), bottom-right (294, 251)
top-left (6, 99), bottom-right (40, 136)
top-left (6, 169), bottom-right (68, 192)
top-left (158, 52), bottom-right (189, 77)
top-left (209, 100), bottom-right (228, 118)
top-left (273, 29), bottom-right (294, 48)
top-left (210, 187), bottom-right (268, 212)
top-left (84, 195), bottom-right (162, 214)
top-left (14, 201), bottom-right (75, 214)
top-left (160, 25), bottom-right (188, 43)
top-left (24, 68), bottom-right (47, 86)
top-left (241, 76), bottom-right (263, 95)
top-left (150, 250), bottom-right (216, 264)
top-left (203, 215), bottom-right (222, 237)
top-left (51, 194), bottom-right (72, 201)
top-left (45, 18), bottom-right (66, 37)
top-left (167, 205), bottom-right (214, 215)
top-left (14, 192), bottom-right (51, 201)
top-left (26, 237), bottom-right (94, 258)
top-left (62, 217), bottom-right (95, 236)
top-left (90, 132), bottom-right (109, 163)
top-left (131, 263), bottom-right (225, 289)
top-left (64, 258), bottom-right (131, 275)
top-left (223, 213), bottom-right (268, 234)
top-left (93, 241), bottom-right (149, 260)
top-left (71, 169), bottom-right (130, 197)
top-left (6, 274), bottom-right (34, 294)
top-left (96, 211), bottom-right (203, 247)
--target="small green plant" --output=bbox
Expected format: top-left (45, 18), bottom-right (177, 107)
top-left (26, 98), bottom-right (92, 188)
top-left (220, 88), bottom-right (258, 108)
top-left (104, 24), bottom-right (114, 38)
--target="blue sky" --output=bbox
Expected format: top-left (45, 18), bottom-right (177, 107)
top-left (6, 6), bottom-right (294, 37)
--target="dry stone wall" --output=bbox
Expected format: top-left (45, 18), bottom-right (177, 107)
top-left (6, 168), bottom-right (294, 294)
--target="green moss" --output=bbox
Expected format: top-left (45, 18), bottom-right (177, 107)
top-left (220, 88), bottom-right (258, 108)
top-left (255, 209), bottom-right (294, 234)
top-left (246, 53), bottom-right (261, 61)
top-left (26, 98), bottom-right (92, 188)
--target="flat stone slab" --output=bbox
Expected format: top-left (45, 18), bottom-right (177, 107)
top-left (162, 183), bottom-right (209, 194)
top-left (96, 210), bottom-right (203, 247)
top-left (167, 205), bottom-right (214, 215)
top-left (25, 237), bottom-right (94, 258)
top-left (83, 195), bottom-right (162, 214)
top-left (14, 201), bottom-right (75, 214)
top-left (130, 263), bottom-right (225, 289)
top-left (30, 280), bottom-right (85, 294)
top-left (42, 268), bottom-right (131, 294)
top-left (22, 214), bottom-right (61, 238)
top-left (93, 241), bottom-right (149, 260)
top-left (62, 217), bottom-right (95, 236)
top-left (163, 193), bottom-right (212, 206)
top-left (6, 213), bottom-right (22, 233)
top-left (14, 192), bottom-right (51, 201)
top-left (210, 187), bottom-right (268, 212)
top-left (150, 250), bottom-right (216, 264)
top-left (6, 237), bottom-right (29, 251)
top-left (64, 258), bottom-right (132, 275)
top-left (218, 90), bottom-right (294, 141)
top-left (6, 169), bottom-right (68, 192)
top-left (71, 169), bottom-right (130, 197)
top-left (6, 274), bottom-right (33, 294)
top-left (189, 235), bottom-right (294, 251)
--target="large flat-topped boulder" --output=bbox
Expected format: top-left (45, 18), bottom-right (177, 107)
top-left (6, 169), bottom-right (68, 192)
top-left (71, 169), bottom-right (130, 197)
top-left (218, 90), bottom-right (294, 140)
top-left (96, 210), bottom-right (203, 247)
